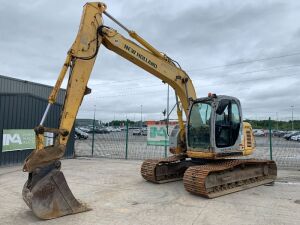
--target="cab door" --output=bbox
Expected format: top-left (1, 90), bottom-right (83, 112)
top-left (213, 97), bottom-right (243, 154)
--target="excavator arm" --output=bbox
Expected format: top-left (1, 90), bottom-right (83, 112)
top-left (22, 2), bottom-right (196, 219)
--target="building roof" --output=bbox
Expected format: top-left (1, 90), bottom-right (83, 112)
top-left (0, 74), bottom-right (66, 104)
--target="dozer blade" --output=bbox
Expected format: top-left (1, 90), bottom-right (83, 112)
top-left (22, 161), bottom-right (90, 219)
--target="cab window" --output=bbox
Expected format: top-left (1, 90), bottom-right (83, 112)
top-left (188, 102), bottom-right (212, 149)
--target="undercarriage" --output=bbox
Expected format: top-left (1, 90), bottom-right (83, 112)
top-left (141, 156), bottom-right (277, 198)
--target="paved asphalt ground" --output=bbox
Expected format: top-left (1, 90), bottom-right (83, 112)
top-left (0, 158), bottom-right (300, 225)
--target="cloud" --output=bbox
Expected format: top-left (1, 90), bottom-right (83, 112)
top-left (0, 0), bottom-right (299, 122)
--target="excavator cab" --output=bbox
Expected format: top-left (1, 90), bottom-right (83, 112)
top-left (187, 94), bottom-right (245, 158)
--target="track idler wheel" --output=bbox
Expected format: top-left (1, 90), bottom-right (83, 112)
top-left (22, 161), bottom-right (90, 219)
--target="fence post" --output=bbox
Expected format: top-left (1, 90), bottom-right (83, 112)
top-left (268, 117), bottom-right (273, 160)
top-left (125, 119), bottom-right (129, 159)
top-left (91, 116), bottom-right (95, 157)
top-left (164, 126), bottom-right (167, 158)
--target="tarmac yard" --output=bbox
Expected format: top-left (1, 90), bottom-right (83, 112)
top-left (0, 158), bottom-right (299, 225)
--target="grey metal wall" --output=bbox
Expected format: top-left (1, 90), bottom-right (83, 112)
top-left (0, 75), bottom-right (65, 104)
top-left (0, 93), bottom-right (74, 166)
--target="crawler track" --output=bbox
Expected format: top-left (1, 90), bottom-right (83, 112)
top-left (183, 159), bottom-right (277, 198)
top-left (141, 155), bottom-right (193, 183)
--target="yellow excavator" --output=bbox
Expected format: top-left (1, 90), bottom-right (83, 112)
top-left (22, 2), bottom-right (277, 220)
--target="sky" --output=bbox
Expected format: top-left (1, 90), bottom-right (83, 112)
top-left (0, 0), bottom-right (300, 122)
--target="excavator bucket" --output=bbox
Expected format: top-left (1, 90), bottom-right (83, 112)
top-left (22, 161), bottom-right (90, 219)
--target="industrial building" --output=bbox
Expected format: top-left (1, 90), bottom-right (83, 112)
top-left (0, 74), bottom-right (74, 166)
top-left (76, 118), bottom-right (101, 127)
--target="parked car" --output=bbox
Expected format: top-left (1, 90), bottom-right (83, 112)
top-left (290, 134), bottom-right (300, 141)
top-left (273, 130), bottom-right (286, 137)
top-left (133, 129), bottom-right (142, 135)
top-left (142, 127), bottom-right (147, 136)
top-left (113, 127), bottom-right (122, 132)
top-left (102, 127), bottom-right (110, 133)
top-left (108, 127), bottom-right (122, 132)
top-left (284, 131), bottom-right (300, 140)
top-left (87, 127), bottom-right (98, 133)
top-left (87, 127), bottom-right (110, 134)
top-left (106, 126), bottom-right (114, 132)
top-left (97, 127), bottom-right (110, 134)
top-left (75, 128), bottom-right (88, 139)
top-left (133, 128), bottom-right (147, 136)
top-left (78, 127), bottom-right (90, 133)
top-left (253, 129), bottom-right (265, 137)
top-left (283, 131), bottom-right (293, 139)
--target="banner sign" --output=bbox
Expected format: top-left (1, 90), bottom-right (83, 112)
top-left (2, 129), bottom-right (54, 152)
top-left (147, 125), bottom-right (175, 146)
top-left (2, 129), bottom-right (35, 152)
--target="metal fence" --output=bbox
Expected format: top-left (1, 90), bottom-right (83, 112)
top-left (74, 118), bottom-right (300, 169)
top-left (75, 126), bottom-right (170, 160)
top-left (248, 136), bottom-right (300, 169)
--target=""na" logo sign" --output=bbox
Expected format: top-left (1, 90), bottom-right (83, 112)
top-left (2, 134), bottom-right (22, 146)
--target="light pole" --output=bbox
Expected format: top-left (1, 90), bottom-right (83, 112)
top-left (92, 105), bottom-right (96, 157)
top-left (166, 84), bottom-right (169, 134)
top-left (140, 105), bottom-right (143, 129)
top-left (291, 105), bottom-right (294, 130)
top-left (276, 112), bottom-right (279, 131)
